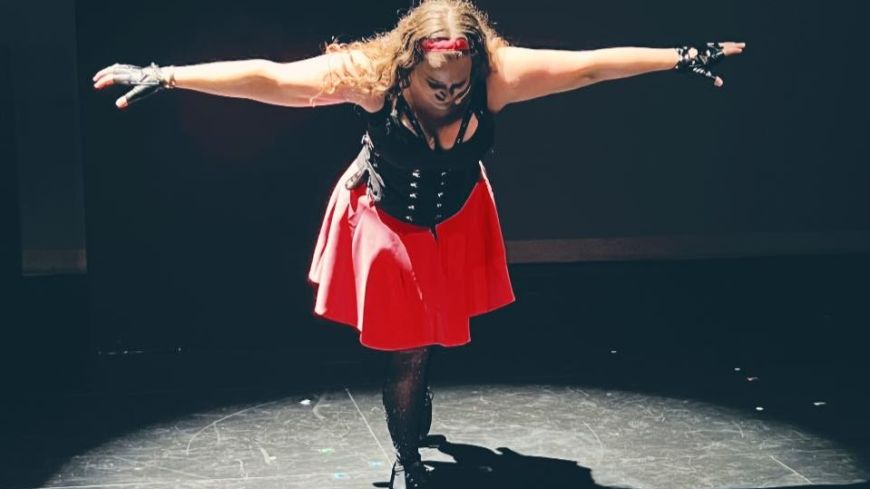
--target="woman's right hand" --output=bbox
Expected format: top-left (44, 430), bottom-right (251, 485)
top-left (92, 62), bottom-right (175, 109)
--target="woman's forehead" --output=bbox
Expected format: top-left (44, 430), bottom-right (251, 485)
top-left (416, 55), bottom-right (472, 82)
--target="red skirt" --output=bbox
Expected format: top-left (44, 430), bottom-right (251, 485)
top-left (307, 155), bottom-right (516, 351)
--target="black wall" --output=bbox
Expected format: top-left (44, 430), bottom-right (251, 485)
top-left (1, 46), bottom-right (20, 281)
top-left (492, 2), bottom-right (869, 239)
top-left (1, 44), bottom-right (22, 354)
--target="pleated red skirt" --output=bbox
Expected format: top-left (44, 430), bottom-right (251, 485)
top-left (307, 156), bottom-right (516, 351)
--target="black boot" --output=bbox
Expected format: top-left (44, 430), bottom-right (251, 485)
top-left (388, 458), bottom-right (430, 489)
top-left (383, 348), bottom-right (432, 488)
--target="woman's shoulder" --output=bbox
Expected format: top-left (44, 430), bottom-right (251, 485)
top-left (485, 50), bottom-right (513, 114)
top-left (357, 91), bottom-right (389, 114)
top-left (324, 48), bottom-right (386, 114)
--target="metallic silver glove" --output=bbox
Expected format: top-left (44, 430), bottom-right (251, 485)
top-left (107, 62), bottom-right (176, 106)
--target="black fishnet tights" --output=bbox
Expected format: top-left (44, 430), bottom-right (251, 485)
top-left (382, 346), bottom-right (432, 465)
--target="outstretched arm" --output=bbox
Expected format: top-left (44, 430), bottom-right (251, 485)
top-left (489, 43), bottom-right (745, 111)
top-left (93, 51), bottom-right (375, 110)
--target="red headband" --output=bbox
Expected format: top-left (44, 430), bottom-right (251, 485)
top-left (420, 38), bottom-right (470, 53)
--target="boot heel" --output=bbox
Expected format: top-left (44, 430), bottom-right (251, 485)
top-left (388, 460), bottom-right (429, 489)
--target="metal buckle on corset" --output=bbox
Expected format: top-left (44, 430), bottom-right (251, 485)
top-left (344, 132), bottom-right (385, 202)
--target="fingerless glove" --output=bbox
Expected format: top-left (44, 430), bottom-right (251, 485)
top-left (673, 43), bottom-right (726, 83)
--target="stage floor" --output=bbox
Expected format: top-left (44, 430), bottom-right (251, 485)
top-left (3, 253), bottom-right (869, 488)
top-left (3, 349), bottom-right (868, 489)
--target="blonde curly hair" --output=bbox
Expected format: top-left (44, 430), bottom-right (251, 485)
top-left (318, 0), bottom-right (509, 104)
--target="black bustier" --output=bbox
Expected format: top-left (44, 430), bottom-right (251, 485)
top-left (344, 79), bottom-right (495, 233)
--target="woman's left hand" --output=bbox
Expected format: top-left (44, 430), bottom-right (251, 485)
top-left (677, 41), bottom-right (746, 87)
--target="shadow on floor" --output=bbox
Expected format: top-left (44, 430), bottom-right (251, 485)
top-left (375, 434), bottom-right (868, 489)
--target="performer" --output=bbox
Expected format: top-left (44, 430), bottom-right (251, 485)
top-left (93, 1), bottom-right (745, 487)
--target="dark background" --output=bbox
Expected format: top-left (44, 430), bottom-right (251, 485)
top-left (1, 1), bottom-right (868, 385)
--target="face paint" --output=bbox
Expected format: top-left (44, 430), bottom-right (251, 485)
top-left (409, 55), bottom-right (473, 113)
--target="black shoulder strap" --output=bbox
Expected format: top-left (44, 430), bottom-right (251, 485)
top-left (474, 76), bottom-right (489, 116)
top-left (396, 93), bottom-right (433, 145)
top-left (454, 78), bottom-right (489, 145)
top-left (453, 100), bottom-right (475, 146)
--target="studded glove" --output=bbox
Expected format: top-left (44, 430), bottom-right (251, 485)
top-left (673, 42), bottom-right (726, 84)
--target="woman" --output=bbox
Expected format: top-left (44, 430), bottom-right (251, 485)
top-left (93, 1), bottom-right (745, 487)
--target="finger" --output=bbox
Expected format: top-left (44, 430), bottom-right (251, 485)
top-left (95, 64), bottom-right (143, 86)
top-left (94, 65), bottom-right (114, 81)
top-left (117, 85), bottom-right (148, 108)
top-left (697, 67), bottom-right (717, 79)
top-left (112, 69), bottom-right (140, 85)
top-left (125, 84), bottom-right (149, 99)
top-left (93, 64), bottom-right (118, 81)
top-left (694, 67), bottom-right (722, 87)
top-left (94, 70), bottom-right (126, 89)
top-left (94, 75), bottom-right (114, 90)
top-left (726, 43), bottom-right (745, 55)
top-left (122, 84), bottom-right (163, 108)
top-left (721, 42), bottom-right (747, 55)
